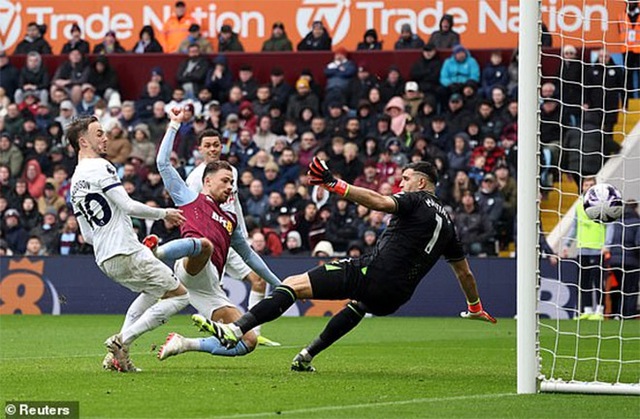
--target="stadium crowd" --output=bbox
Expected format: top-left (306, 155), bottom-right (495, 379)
top-left (0, 2), bottom-right (625, 259)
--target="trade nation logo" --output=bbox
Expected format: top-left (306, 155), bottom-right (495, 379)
top-left (0, 0), bottom-right (22, 50)
top-left (296, 0), bottom-right (351, 45)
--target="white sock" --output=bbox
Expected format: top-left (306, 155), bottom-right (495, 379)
top-left (248, 291), bottom-right (265, 336)
top-left (121, 293), bottom-right (189, 345)
top-left (595, 305), bottom-right (604, 315)
top-left (584, 307), bottom-right (594, 315)
top-left (121, 293), bottom-right (158, 333)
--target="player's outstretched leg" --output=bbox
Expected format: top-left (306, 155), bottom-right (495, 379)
top-left (157, 332), bottom-right (254, 360)
top-left (144, 235), bottom-right (203, 265)
top-left (197, 284), bottom-right (298, 348)
top-left (244, 272), bottom-right (280, 347)
top-left (291, 301), bottom-right (367, 372)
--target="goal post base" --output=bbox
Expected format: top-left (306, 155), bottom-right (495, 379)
top-left (540, 380), bottom-right (640, 396)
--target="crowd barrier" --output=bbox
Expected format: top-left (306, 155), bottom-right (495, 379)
top-left (7, 49), bottom-right (567, 101)
top-left (0, 256), bottom-right (578, 318)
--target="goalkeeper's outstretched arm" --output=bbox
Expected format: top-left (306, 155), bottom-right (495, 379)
top-left (450, 258), bottom-right (497, 324)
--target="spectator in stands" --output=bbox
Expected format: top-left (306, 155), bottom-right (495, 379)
top-left (403, 81), bottom-right (424, 117)
top-left (323, 47), bottom-right (356, 105)
top-left (252, 85), bottom-right (272, 117)
top-left (132, 25), bottom-right (164, 53)
top-left (428, 14), bottom-right (460, 49)
top-left (147, 67), bottom-right (172, 103)
top-left (367, 86), bottom-right (384, 115)
top-left (55, 100), bottom-right (75, 132)
top-left (539, 97), bottom-right (561, 186)
top-left (139, 169), bottom-right (164, 202)
top-left (558, 44), bottom-right (583, 126)
top-left (262, 191), bottom-right (285, 228)
top-left (477, 99), bottom-right (504, 140)
top-left (269, 67), bottom-right (293, 111)
top-left (585, 48), bottom-right (625, 133)
top-left (507, 49), bottom-right (519, 98)
top-left (21, 159), bottom-right (46, 199)
top-left (245, 179), bottom-right (269, 219)
top-left (15, 22), bottom-right (52, 55)
top-left (4, 104), bottom-right (23, 138)
top-left (380, 66), bottom-right (404, 104)
top-left (87, 55), bottom-right (119, 100)
top-left (480, 51), bottom-right (508, 99)
top-left (353, 160), bottom-right (381, 191)
top-left (440, 44), bottom-right (480, 94)
top-left (236, 64), bottom-right (259, 101)
top-left (51, 48), bottom-right (89, 104)
top-left (562, 111), bottom-right (620, 183)
top-left (58, 215), bottom-right (92, 255)
top-left (76, 84), bottom-right (99, 116)
top-left (0, 164), bottom-right (12, 196)
top-left (410, 43), bottom-right (443, 99)
top-left (178, 23), bottom-right (213, 54)
top-left (286, 78), bottom-right (320, 121)
top-left (19, 196), bottom-right (41, 232)
top-left (176, 43), bottom-right (210, 99)
top-left (475, 172), bottom-right (504, 226)
top-left (15, 51), bottom-right (49, 105)
top-left (356, 28), bottom-right (382, 50)
top-left (30, 210), bottom-right (59, 255)
top-left (0, 133), bottom-right (23, 178)
top-left (218, 24), bottom-right (244, 52)
top-left (298, 21), bottom-right (332, 51)
top-left (494, 162), bottom-right (516, 225)
top-left (93, 30), bottom-right (126, 54)
top-left (394, 23), bottom-right (425, 50)
top-left (220, 85), bottom-right (242, 118)
top-left (2, 209), bottom-right (28, 255)
top-left (447, 132), bottom-right (471, 176)
top-left (161, 1), bottom-right (194, 53)
top-left (347, 63), bottom-right (378, 110)
top-left (326, 197), bottom-right (361, 253)
top-left (137, 81), bottom-right (164, 121)
top-left (205, 55), bottom-right (232, 103)
top-left (252, 115), bottom-right (277, 151)
top-left (490, 85), bottom-right (509, 118)
top-left (119, 100), bottom-right (140, 138)
top-left (443, 92), bottom-right (471, 135)
top-left (454, 189), bottom-right (494, 256)
top-left (60, 23), bottom-right (90, 55)
top-left (384, 96), bottom-right (408, 136)
top-left (105, 120), bottom-right (131, 166)
top-left (470, 135), bottom-right (505, 174)
top-left (262, 21), bottom-right (293, 52)
top-left (0, 51), bottom-right (19, 101)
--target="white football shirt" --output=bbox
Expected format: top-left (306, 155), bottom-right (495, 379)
top-left (71, 158), bottom-right (144, 264)
top-left (186, 163), bottom-right (248, 238)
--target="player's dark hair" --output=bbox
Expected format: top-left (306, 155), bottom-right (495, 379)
top-left (197, 129), bottom-right (221, 146)
top-left (66, 116), bottom-right (99, 154)
top-left (202, 160), bottom-right (232, 182)
top-left (404, 161), bottom-right (438, 185)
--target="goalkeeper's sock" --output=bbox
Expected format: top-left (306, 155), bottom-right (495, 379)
top-left (248, 290), bottom-right (265, 336)
top-left (155, 238), bottom-right (202, 264)
top-left (306, 301), bottom-right (366, 357)
top-left (121, 293), bottom-right (157, 333)
top-left (121, 293), bottom-right (189, 346)
top-left (235, 285), bottom-right (297, 335)
top-left (185, 337), bottom-right (251, 357)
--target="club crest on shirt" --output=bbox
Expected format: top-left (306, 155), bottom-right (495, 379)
top-left (106, 164), bottom-right (116, 175)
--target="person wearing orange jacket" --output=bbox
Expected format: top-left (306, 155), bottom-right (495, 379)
top-left (161, 1), bottom-right (195, 53)
top-left (620, 1), bottom-right (640, 101)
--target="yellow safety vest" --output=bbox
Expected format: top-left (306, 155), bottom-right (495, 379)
top-left (576, 198), bottom-right (606, 250)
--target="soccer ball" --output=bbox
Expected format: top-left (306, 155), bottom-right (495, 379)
top-left (583, 183), bottom-right (623, 222)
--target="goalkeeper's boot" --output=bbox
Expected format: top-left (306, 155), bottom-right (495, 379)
top-left (104, 334), bottom-right (138, 372)
top-left (142, 234), bottom-right (159, 252)
top-left (577, 312), bottom-right (591, 320)
top-left (157, 333), bottom-right (185, 361)
top-left (191, 314), bottom-right (238, 348)
top-left (257, 335), bottom-right (281, 347)
top-left (588, 313), bottom-right (604, 321)
top-left (291, 352), bottom-right (316, 372)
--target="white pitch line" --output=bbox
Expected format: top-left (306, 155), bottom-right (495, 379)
top-left (218, 393), bottom-right (519, 418)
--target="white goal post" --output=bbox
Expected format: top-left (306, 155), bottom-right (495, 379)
top-left (517, 0), bottom-right (640, 395)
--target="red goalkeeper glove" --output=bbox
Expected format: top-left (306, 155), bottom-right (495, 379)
top-left (460, 299), bottom-right (497, 324)
top-left (307, 156), bottom-right (350, 196)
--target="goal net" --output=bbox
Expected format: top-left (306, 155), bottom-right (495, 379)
top-left (518, 0), bottom-right (640, 395)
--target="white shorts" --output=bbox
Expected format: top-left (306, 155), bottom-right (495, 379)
top-left (174, 258), bottom-right (234, 319)
top-left (99, 247), bottom-right (179, 299)
top-left (223, 247), bottom-right (252, 280)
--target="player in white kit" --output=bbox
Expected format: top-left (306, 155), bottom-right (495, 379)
top-left (147, 128), bottom-right (281, 346)
top-left (68, 116), bottom-right (189, 372)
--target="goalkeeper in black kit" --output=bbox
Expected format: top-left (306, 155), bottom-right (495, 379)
top-left (198, 158), bottom-right (497, 371)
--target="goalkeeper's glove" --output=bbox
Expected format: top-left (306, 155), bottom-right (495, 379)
top-left (460, 299), bottom-right (497, 323)
top-left (307, 156), bottom-right (350, 196)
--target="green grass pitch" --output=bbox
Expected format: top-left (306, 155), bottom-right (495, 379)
top-left (1, 315), bottom-right (638, 418)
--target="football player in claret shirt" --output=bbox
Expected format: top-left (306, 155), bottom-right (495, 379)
top-left (186, 158), bottom-right (497, 372)
top-left (149, 108), bottom-right (282, 360)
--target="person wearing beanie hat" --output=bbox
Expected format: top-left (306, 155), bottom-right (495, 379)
top-left (428, 14), bottom-right (460, 49)
top-left (286, 76), bottom-right (320, 121)
top-left (440, 44), bottom-right (480, 89)
top-left (297, 20), bottom-right (332, 51)
top-left (311, 240), bottom-right (334, 257)
top-left (93, 30), bottom-right (126, 54)
top-left (131, 123), bottom-right (156, 166)
top-left (132, 25), bottom-right (164, 54)
top-left (178, 23), bottom-right (214, 54)
top-left (61, 23), bottom-right (90, 55)
top-left (198, 159), bottom-right (496, 373)
top-left (262, 21), bottom-right (293, 52)
top-left (394, 23), bottom-right (425, 50)
top-left (357, 28), bottom-right (382, 50)
top-left (324, 47), bottom-right (356, 107)
top-left (283, 230), bottom-right (304, 255)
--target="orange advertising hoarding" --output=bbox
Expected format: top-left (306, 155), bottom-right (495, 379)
top-left (0, 0), bottom-right (624, 54)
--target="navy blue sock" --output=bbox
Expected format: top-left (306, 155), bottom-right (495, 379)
top-left (236, 285), bottom-right (297, 334)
